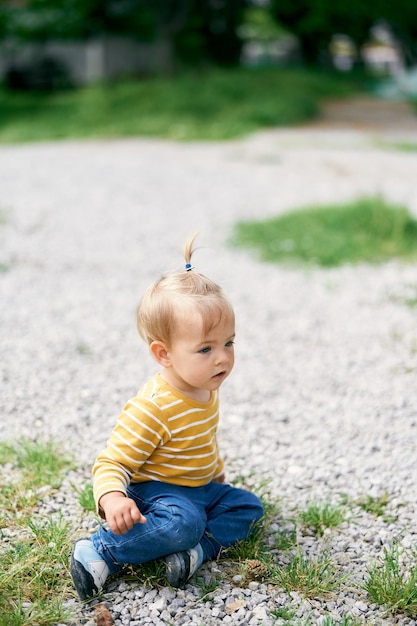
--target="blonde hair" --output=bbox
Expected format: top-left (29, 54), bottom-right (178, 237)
top-left (137, 234), bottom-right (234, 345)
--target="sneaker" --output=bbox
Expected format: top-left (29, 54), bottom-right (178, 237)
top-left (70, 538), bottom-right (109, 600)
top-left (164, 544), bottom-right (203, 589)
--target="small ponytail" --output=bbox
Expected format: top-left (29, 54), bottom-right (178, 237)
top-left (183, 232), bottom-right (199, 271)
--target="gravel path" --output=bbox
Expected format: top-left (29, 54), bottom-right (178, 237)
top-left (1, 121), bottom-right (417, 625)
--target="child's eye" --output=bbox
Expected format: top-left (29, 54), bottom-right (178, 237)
top-left (199, 346), bottom-right (211, 354)
top-left (225, 341), bottom-right (235, 347)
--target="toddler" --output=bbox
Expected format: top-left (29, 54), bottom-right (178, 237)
top-left (71, 234), bottom-right (264, 600)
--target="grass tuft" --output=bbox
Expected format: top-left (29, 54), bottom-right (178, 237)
top-left (72, 481), bottom-right (96, 512)
top-left (270, 606), bottom-right (297, 621)
top-left (365, 543), bottom-right (417, 617)
top-left (271, 549), bottom-right (341, 597)
top-left (230, 196), bottom-right (417, 268)
top-left (299, 501), bottom-right (349, 536)
top-left (273, 525), bottom-right (298, 550)
top-left (124, 559), bottom-right (167, 589)
top-left (355, 493), bottom-right (391, 518)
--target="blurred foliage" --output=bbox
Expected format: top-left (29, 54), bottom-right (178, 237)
top-left (0, 66), bottom-right (369, 142)
top-left (0, 0), bottom-right (246, 66)
top-left (174, 0), bottom-right (245, 66)
top-left (0, 0), bottom-right (171, 40)
top-left (2, 1), bottom-right (417, 71)
top-left (239, 6), bottom-right (287, 43)
top-left (269, 0), bottom-right (417, 66)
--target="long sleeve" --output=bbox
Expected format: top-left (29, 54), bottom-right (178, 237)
top-left (92, 394), bottom-right (170, 513)
top-left (92, 374), bottom-right (224, 514)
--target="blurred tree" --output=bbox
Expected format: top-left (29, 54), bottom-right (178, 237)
top-left (386, 2), bottom-right (417, 65)
top-left (0, 0), bottom-right (246, 66)
top-left (239, 5), bottom-right (286, 43)
top-left (269, 0), bottom-right (417, 65)
top-left (176, 0), bottom-right (246, 65)
top-left (0, 0), bottom-right (156, 40)
top-left (203, 0), bottom-right (246, 65)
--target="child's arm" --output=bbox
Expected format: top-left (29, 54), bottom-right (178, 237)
top-left (93, 396), bottom-right (170, 526)
top-left (99, 491), bottom-right (147, 535)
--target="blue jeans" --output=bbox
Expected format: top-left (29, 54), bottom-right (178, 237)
top-left (92, 481), bottom-right (264, 574)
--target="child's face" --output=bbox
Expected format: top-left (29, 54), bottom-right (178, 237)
top-left (162, 308), bottom-right (235, 401)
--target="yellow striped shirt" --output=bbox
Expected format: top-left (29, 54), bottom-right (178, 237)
top-left (93, 373), bottom-right (225, 511)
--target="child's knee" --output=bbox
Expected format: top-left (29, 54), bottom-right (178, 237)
top-left (169, 503), bottom-right (206, 549)
top-left (233, 487), bottom-right (264, 518)
top-left (248, 492), bottom-right (264, 520)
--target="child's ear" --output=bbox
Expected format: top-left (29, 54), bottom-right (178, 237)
top-left (150, 341), bottom-right (171, 367)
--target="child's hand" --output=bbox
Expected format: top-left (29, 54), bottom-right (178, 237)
top-left (213, 473), bottom-right (226, 484)
top-left (100, 491), bottom-right (147, 535)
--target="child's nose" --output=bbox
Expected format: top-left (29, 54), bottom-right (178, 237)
top-left (215, 349), bottom-right (227, 365)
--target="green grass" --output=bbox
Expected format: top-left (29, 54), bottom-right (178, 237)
top-left (0, 439), bottom-right (74, 515)
top-left (0, 439), bottom-right (75, 626)
top-left (272, 525), bottom-right (298, 550)
top-left (0, 517), bottom-right (74, 626)
top-left (0, 66), bottom-right (368, 143)
top-left (299, 501), bottom-right (349, 536)
top-left (71, 481), bottom-right (96, 512)
top-left (365, 544), bottom-right (417, 617)
top-left (230, 196), bottom-right (417, 268)
top-left (270, 550), bottom-right (341, 597)
top-left (270, 606), bottom-right (298, 621)
top-left (123, 559), bottom-right (167, 590)
top-left (356, 493), bottom-right (390, 516)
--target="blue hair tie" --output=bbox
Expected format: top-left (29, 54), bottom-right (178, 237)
top-left (185, 263), bottom-right (193, 271)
